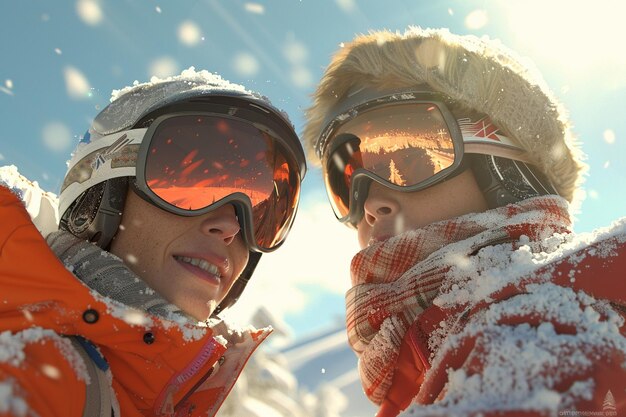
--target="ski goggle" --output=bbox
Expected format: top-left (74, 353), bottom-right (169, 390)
top-left (64, 111), bottom-right (305, 252)
top-left (318, 92), bottom-right (528, 226)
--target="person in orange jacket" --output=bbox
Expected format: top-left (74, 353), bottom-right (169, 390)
top-left (303, 27), bottom-right (626, 416)
top-left (0, 68), bottom-right (306, 416)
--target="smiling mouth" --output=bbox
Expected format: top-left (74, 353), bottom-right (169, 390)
top-left (173, 255), bottom-right (222, 278)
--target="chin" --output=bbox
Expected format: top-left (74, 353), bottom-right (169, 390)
top-left (190, 299), bottom-right (220, 321)
top-left (186, 309), bottom-right (210, 323)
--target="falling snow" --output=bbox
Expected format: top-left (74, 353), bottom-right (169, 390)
top-left (244, 3), bottom-right (264, 14)
top-left (465, 9), bottom-right (488, 30)
top-left (335, 0), bottom-right (356, 13)
top-left (63, 66), bottom-right (91, 99)
top-left (603, 129), bottom-right (616, 144)
top-left (76, 0), bottom-right (103, 26)
top-left (0, 79), bottom-right (13, 96)
top-left (178, 20), bottom-right (202, 46)
top-left (233, 52), bottom-right (260, 77)
top-left (42, 121), bottom-right (72, 152)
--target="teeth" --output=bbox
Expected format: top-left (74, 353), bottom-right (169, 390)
top-left (175, 256), bottom-right (221, 277)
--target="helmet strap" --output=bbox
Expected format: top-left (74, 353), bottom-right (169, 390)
top-left (212, 251), bottom-right (262, 316)
top-left (470, 154), bottom-right (557, 209)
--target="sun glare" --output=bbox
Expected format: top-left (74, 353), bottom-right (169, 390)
top-left (501, 1), bottom-right (626, 88)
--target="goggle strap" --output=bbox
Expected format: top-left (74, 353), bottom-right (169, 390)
top-left (464, 140), bottom-right (531, 164)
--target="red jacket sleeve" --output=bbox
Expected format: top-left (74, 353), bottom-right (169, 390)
top-left (380, 229), bottom-right (626, 417)
top-left (0, 186), bottom-right (88, 416)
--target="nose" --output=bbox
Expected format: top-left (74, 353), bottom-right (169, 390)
top-left (200, 204), bottom-right (241, 245)
top-left (362, 182), bottom-right (400, 226)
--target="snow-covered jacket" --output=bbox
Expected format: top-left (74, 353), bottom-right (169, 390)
top-left (0, 184), bottom-right (270, 417)
top-left (378, 221), bottom-right (626, 416)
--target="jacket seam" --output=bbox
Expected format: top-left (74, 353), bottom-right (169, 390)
top-left (0, 224), bottom-right (31, 256)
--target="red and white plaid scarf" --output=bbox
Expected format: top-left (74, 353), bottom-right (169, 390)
top-left (345, 196), bottom-right (571, 404)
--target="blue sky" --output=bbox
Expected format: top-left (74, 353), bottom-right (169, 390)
top-left (1, 0), bottom-right (625, 339)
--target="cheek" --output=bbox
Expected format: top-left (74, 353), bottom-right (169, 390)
top-left (111, 219), bottom-right (168, 274)
top-left (111, 232), bottom-right (153, 276)
top-left (232, 238), bottom-right (250, 278)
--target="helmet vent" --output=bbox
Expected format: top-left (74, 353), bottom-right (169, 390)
top-left (66, 182), bottom-right (106, 235)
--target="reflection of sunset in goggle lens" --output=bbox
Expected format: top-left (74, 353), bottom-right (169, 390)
top-left (325, 103), bottom-right (456, 219)
top-left (145, 115), bottom-right (300, 249)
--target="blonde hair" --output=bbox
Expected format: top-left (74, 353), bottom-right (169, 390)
top-left (303, 27), bottom-right (586, 204)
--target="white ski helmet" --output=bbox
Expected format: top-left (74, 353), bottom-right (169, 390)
top-left (59, 68), bottom-right (306, 313)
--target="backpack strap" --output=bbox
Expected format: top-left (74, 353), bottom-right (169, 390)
top-left (68, 336), bottom-right (115, 417)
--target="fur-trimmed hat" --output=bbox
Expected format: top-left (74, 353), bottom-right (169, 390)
top-left (303, 27), bottom-right (586, 203)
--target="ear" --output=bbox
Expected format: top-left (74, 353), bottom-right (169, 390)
top-left (60, 177), bottom-right (129, 250)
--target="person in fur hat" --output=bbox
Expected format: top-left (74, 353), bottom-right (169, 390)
top-left (303, 27), bottom-right (626, 416)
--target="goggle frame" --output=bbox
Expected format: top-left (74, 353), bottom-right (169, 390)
top-left (320, 92), bottom-right (501, 227)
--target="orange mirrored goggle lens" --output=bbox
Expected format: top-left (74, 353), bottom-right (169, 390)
top-left (145, 115), bottom-right (300, 249)
top-left (324, 103), bottom-right (456, 219)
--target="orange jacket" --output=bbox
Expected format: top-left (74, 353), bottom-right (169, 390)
top-left (0, 185), bottom-right (269, 417)
top-left (378, 224), bottom-right (626, 417)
